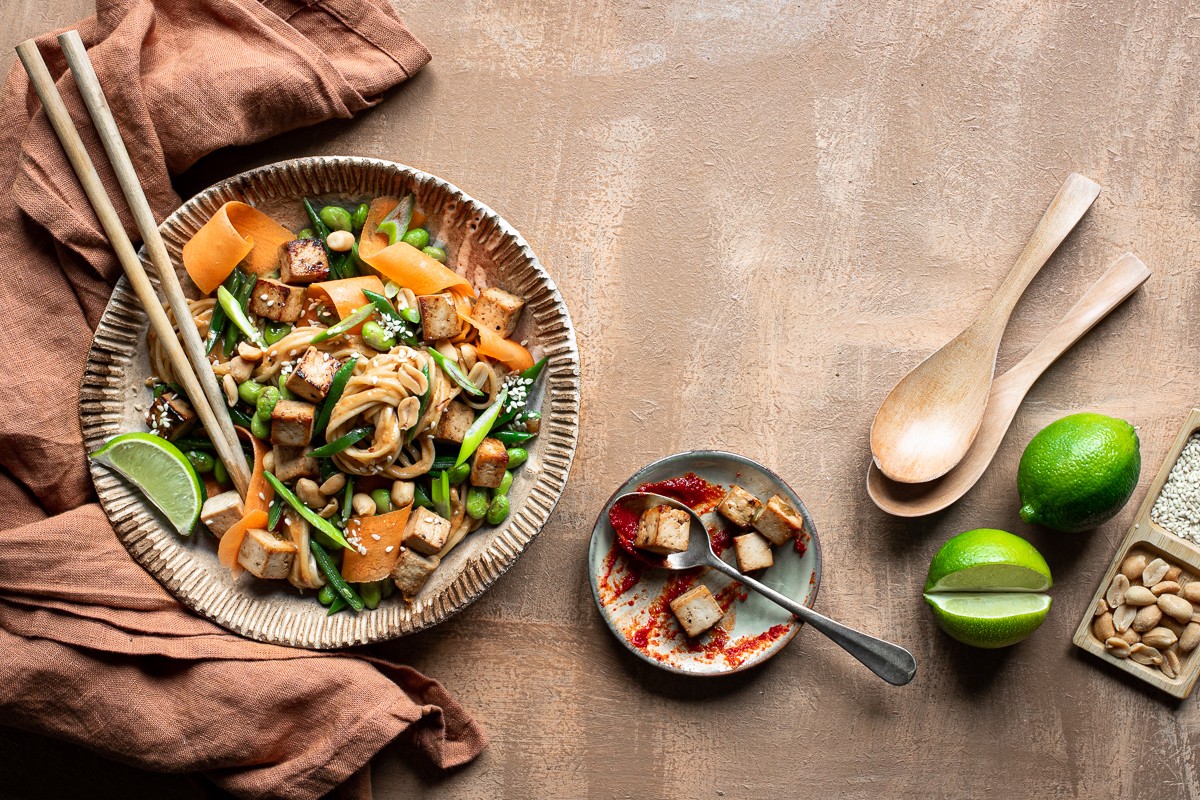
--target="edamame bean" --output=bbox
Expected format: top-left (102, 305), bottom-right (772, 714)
top-left (401, 227), bottom-right (430, 249)
top-left (505, 447), bottom-right (528, 469)
top-left (263, 321), bottom-right (291, 345)
top-left (360, 580), bottom-right (382, 610)
top-left (361, 320), bottom-right (396, 351)
top-left (466, 487), bottom-right (489, 520)
top-left (277, 373), bottom-right (293, 400)
top-left (486, 495), bottom-right (510, 525)
top-left (297, 227), bottom-right (315, 239)
top-left (256, 386), bottom-right (280, 420)
top-left (371, 488), bottom-right (393, 514)
top-left (213, 459), bottom-right (230, 486)
top-left (422, 246), bottom-right (447, 263)
top-left (238, 379), bottom-right (265, 406)
top-left (250, 413), bottom-right (271, 440)
top-left (319, 205), bottom-right (352, 232)
top-left (318, 584), bottom-right (336, 606)
top-left (496, 470), bottom-right (514, 497)
top-left (351, 203), bottom-right (370, 231)
top-left (186, 450), bottom-right (215, 473)
top-left (448, 463), bottom-right (471, 485)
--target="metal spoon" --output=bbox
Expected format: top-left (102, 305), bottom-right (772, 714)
top-left (615, 491), bottom-right (918, 686)
top-left (870, 173), bottom-right (1101, 484)
top-left (867, 252), bottom-right (1150, 516)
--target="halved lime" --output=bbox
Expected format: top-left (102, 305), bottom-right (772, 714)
top-left (924, 592), bottom-right (1052, 649)
top-left (924, 528), bottom-right (1052, 592)
top-left (89, 432), bottom-right (203, 535)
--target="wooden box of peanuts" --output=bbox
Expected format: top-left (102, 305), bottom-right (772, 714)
top-left (1074, 408), bottom-right (1200, 698)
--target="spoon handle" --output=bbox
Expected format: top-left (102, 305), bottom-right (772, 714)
top-left (984, 173), bottom-right (1101, 329)
top-left (704, 557), bottom-right (918, 686)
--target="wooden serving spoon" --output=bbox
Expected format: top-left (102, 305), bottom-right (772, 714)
top-left (870, 173), bottom-right (1102, 484)
top-left (867, 252), bottom-right (1150, 516)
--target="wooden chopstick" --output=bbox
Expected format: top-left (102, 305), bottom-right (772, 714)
top-left (15, 38), bottom-right (251, 497)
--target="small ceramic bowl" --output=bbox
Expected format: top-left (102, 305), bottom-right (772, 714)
top-left (588, 450), bottom-right (822, 675)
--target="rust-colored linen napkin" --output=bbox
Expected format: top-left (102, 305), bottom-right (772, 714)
top-left (0, 2), bottom-right (486, 798)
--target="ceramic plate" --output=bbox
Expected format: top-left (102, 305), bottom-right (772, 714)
top-left (80, 156), bottom-right (580, 648)
top-left (588, 451), bottom-right (822, 675)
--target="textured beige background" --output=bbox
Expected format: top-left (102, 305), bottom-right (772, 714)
top-left (4, 1), bottom-right (1200, 798)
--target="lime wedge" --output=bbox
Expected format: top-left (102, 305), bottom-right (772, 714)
top-left (89, 432), bottom-right (203, 535)
top-left (924, 592), bottom-right (1052, 649)
top-left (924, 528), bottom-right (1052, 593)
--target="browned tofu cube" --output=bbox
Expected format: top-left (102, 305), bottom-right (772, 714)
top-left (670, 585), bottom-right (724, 637)
top-left (146, 391), bottom-right (197, 441)
top-left (634, 505), bottom-right (690, 555)
top-left (279, 238), bottom-right (330, 284)
top-left (391, 548), bottom-right (441, 599)
top-left (433, 400), bottom-right (474, 444)
top-left (418, 293), bottom-right (462, 341)
top-left (753, 495), bottom-right (806, 546)
top-left (401, 506), bottom-right (451, 555)
top-left (248, 277), bottom-right (306, 323)
top-left (269, 399), bottom-right (316, 446)
top-left (200, 490), bottom-right (244, 539)
top-left (237, 528), bottom-right (297, 579)
top-left (285, 347), bottom-right (341, 402)
top-left (717, 485), bottom-right (763, 528)
top-left (272, 445), bottom-right (319, 482)
top-left (734, 532), bottom-right (774, 572)
top-left (469, 437), bottom-right (509, 489)
top-left (472, 287), bottom-right (525, 337)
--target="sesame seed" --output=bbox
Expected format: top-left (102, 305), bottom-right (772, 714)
top-left (371, 533), bottom-right (381, 541)
top-left (385, 545), bottom-right (394, 553)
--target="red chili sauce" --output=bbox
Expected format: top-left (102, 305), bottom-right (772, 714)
top-left (639, 472), bottom-right (725, 514)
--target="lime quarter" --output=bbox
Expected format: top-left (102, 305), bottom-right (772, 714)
top-left (924, 593), bottom-right (1052, 649)
top-left (89, 432), bottom-right (203, 536)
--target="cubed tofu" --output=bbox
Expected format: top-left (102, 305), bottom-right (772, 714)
top-left (418, 293), bottom-right (462, 341)
top-left (717, 485), bottom-right (763, 528)
top-left (433, 400), bottom-right (474, 443)
top-left (272, 444), bottom-right (319, 482)
top-left (401, 506), bottom-right (451, 555)
top-left (391, 547), bottom-right (441, 599)
top-left (734, 532), bottom-right (774, 572)
top-left (280, 238), bottom-right (330, 284)
top-left (670, 585), bottom-right (724, 637)
top-left (472, 287), bottom-right (525, 338)
top-left (237, 528), bottom-right (297, 579)
top-left (270, 399), bottom-right (316, 446)
top-left (634, 505), bottom-right (690, 555)
top-left (200, 490), bottom-right (244, 539)
top-left (469, 437), bottom-right (509, 489)
top-left (753, 495), bottom-right (806, 547)
top-left (285, 347), bottom-right (341, 402)
top-left (146, 391), bottom-right (197, 441)
top-left (248, 277), bottom-right (307, 323)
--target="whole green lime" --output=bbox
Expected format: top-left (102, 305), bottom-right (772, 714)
top-left (1017, 413), bottom-right (1140, 533)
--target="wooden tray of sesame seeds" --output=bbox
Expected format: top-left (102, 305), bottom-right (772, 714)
top-left (1073, 408), bottom-right (1200, 698)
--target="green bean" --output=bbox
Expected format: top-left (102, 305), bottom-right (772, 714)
top-left (448, 463), bottom-right (471, 485)
top-left (213, 458), bottom-right (229, 486)
top-left (250, 413), bottom-right (270, 441)
top-left (428, 347), bottom-right (484, 397)
top-left (264, 471), bottom-right (353, 551)
top-left (431, 454), bottom-right (458, 472)
top-left (466, 487), bottom-right (489, 520)
top-left (174, 437), bottom-right (215, 451)
top-left (313, 358), bottom-right (358, 440)
top-left (455, 389), bottom-right (509, 467)
top-left (361, 320), bottom-right (396, 351)
top-left (186, 450), bottom-right (215, 473)
top-left (318, 584), bottom-right (336, 606)
top-left (327, 595), bottom-right (348, 615)
top-left (256, 387), bottom-right (280, 420)
top-left (344, 242), bottom-right (363, 278)
top-left (297, 227), bottom-right (315, 240)
top-left (319, 206), bottom-right (353, 232)
top-left (413, 483), bottom-right (434, 509)
top-left (228, 404), bottom-right (254, 428)
top-left (351, 203), bottom-right (370, 232)
top-left (340, 474), bottom-right (354, 527)
top-left (400, 306), bottom-right (421, 324)
top-left (238, 380), bottom-right (265, 406)
top-left (303, 198), bottom-right (332, 239)
top-left (495, 470), bottom-right (514, 497)
top-left (217, 284), bottom-right (265, 347)
top-left (401, 227), bottom-right (430, 249)
top-left (308, 426), bottom-right (373, 458)
top-left (268, 496), bottom-right (284, 530)
top-left (422, 246), bottom-right (447, 263)
top-left (505, 447), bottom-right (528, 469)
top-left (486, 495), bottom-right (510, 525)
top-left (264, 321), bottom-right (291, 345)
top-left (360, 580), bottom-right (382, 610)
top-left (492, 430), bottom-right (534, 446)
top-left (371, 489), bottom-right (393, 514)
top-left (311, 304), bottom-right (374, 344)
top-left (205, 272), bottom-right (239, 354)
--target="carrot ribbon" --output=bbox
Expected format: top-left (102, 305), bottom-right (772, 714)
top-left (217, 429), bottom-right (274, 578)
top-left (359, 198), bottom-right (472, 297)
top-left (182, 202), bottom-right (295, 294)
